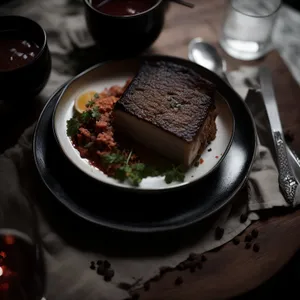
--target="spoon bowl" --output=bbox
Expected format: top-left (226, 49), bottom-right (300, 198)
top-left (188, 37), bottom-right (226, 76)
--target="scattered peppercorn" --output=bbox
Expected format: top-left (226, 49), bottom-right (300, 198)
top-left (90, 263), bottom-right (96, 270)
top-left (253, 243), bottom-right (260, 252)
top-left (176, 263), bottom-right (185, 271)
top-left (245, 242), bottom-right (251, 249)
top-left (182, 261), bottom-right (194, 270)
top-left (194, 160), bottom-right (200, 167)
top-left (175, 276), bottom-right (183, 285)
top-left (196, 261), bottom-right (203, 270)
top-left (233, 237), bottom-right (240, 245)
top-left (160, 266), bottom-right (171, 276)
top-left (97, 264), bottom-right (105, 276)
top-left (251, 228), bottom-right (259, 238)
top-left (245, 234), bottom-right (252, 243)
top-left (118, 283), bottom-right (132, 291)
top-left (201, 255), bottom-right (207, 262)
top-left (240, 213), bottom-right (248, 223)
top-left (144, 282), bottom-right (150, 291)
top-left (215, 226), bottom-right (224, 240)
top-left (208, 148), bottom-right (212, 152)
top-left (152, 274), bottom-right (161, 282)
top-left (188, 253), bottom-right (198, 261)
top-left (103, 260), bottom-right (111, 269)
top-left (104, 268), bottom-right (114, 279)
top-left (131, 292), bottom-right (140, 300)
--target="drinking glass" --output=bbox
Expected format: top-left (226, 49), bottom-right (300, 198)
top-left (219, 0), bottom-right (281, 61)
top-left (0, 198), bottom-right (45, 299)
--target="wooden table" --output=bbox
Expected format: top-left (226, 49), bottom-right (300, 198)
top-left (132, 1), bottom-right (300, 299)
top-left (1, 1), bottom-right (300, 299)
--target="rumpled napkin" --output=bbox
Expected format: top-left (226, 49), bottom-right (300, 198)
top-left (0, 1), bottom-right (298, 299)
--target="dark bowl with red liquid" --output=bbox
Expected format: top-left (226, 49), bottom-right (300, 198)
top-left (83, 0), bottom-right (167, 58)
top-left (0, 16), bottom-right (52, 101)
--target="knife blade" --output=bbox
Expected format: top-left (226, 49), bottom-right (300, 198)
top-left (259, 66), bottom-right (299, 205)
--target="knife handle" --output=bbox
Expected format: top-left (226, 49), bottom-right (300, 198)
top-left (274, 131), bottom-right (298, 204)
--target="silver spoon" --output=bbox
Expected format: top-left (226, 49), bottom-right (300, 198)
top-left (188, 37), bottom-right (226, 77)
top-left (188, 37), bottom-right (300, 184)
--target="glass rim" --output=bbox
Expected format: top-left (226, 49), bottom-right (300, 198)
top-left (230, 0), bottom-right (282, 18)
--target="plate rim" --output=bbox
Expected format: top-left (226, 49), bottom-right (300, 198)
top-left (33, 81), bottom-right (258, 233)
top-left (51, 55), bottom-right (236, 192)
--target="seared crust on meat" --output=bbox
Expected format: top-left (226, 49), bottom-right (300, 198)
top-left (114, 60), bottom-right (216, 142)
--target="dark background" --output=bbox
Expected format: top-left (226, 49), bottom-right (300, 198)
top-left (236, 249), bottom-right (300, 299)
top-left (284, 0), bottom-right (300, 11)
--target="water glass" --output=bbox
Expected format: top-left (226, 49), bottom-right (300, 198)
top-left (220, 0), bottom-right (281, 61)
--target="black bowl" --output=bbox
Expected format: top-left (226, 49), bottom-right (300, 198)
top-left (0, 16), bottom-right (52, 100)
top-left (83, 0), bottom-right (167, 58)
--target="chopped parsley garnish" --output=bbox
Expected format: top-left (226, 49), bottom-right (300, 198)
top-left (84, 142), bottom-right (94, 149)
top-left (102, 152), bottom-right (126, 165)
top-left (164, 166), bottom-right (185, 184)
top-left (101, 151), bottom-right (185, 186)
top-left (66, 117), bottom-right (80, 137)
top-left (115, 165), bottom-right (132, 182)
top-left (91, 106), bottom-right (101, 120)
top-left (80, 107), bottom-right (101, 123)
top-left (81, 110), bottom-right (92, 123)
top-left (86, 99), bottom-right (95, 108)
top-left (114, 162), bottom-right (146, 186)
top-left (94, 93), bottom-right (100, 99)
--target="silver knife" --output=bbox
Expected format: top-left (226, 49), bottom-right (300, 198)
top-left (259, 66), bottom-right (299, 204)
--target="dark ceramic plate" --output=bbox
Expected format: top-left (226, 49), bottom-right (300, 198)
top-left (33, 58), bottom-right (257, 233)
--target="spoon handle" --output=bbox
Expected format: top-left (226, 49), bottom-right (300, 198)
top-left (96, 0), bottom-right (112, 8)
top-left (169, 0), bottom-right (195, 8)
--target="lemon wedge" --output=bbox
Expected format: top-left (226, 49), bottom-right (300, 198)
top-left (74, 91), bottom-right (97, 113)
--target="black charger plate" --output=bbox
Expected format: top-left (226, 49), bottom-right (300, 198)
top-left (33, 67), bottom-right (257, 233)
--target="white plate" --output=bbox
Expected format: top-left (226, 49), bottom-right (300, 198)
top-left (53, 58), bottom-right (234, 191)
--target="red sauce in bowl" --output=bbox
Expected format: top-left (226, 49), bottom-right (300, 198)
top-left (91, 0), bottom-right (158, 16)
top-left (0, 31), bottom-right (40, 71)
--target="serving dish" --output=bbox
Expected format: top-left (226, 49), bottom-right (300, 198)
top-left (34, 74), bottom-right (256, 232)
top-left (0, 16), bottom-right (51, 100)
top-left (52, 56), bottom-right (235, 192)
top-left (83, 0), bottom-right (167, 58)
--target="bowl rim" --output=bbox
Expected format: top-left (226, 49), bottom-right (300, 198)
top-left (0, 15), bottom-right (48, 73)
top-left (83, 0), bottom-right (164, 19)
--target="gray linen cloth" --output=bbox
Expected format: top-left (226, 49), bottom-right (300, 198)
top-left (0, 1), bottom-right (297, 299)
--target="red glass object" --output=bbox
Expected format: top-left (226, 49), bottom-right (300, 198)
top-left (0, 231), bottom-right (44, 300)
